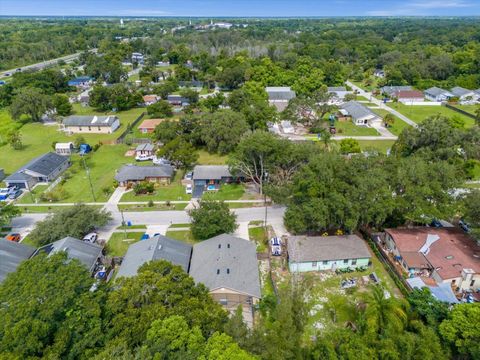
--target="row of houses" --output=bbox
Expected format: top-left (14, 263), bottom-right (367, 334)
top-left (381, 85), bottom-right (480, 104)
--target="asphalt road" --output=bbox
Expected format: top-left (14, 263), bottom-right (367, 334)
top-left (11, 205), bottom-right (286, 241)
top-left (0, 49), bottom-right (97, 78)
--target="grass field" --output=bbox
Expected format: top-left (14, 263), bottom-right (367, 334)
top-left (249, 225), bottom-right (268, 252)
top-left (106, 232), bottom-right (144, 256)
top-left (196, 149), bottom-right (228, 165)
top-left (165, 226), bottom-right (197, 244)
top-left (118, 203), bottom-right (187, 211)
top-left (120, 172), bottom-right (191, 202)
top-left (333, 120), bottom-right (380, 136)
top-left (356, 140), bottom-right (396, 154)
top-left (389, 103), bottom-right (475, 127)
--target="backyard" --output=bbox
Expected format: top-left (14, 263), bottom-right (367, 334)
top-left (356, 140), bottom-right (396, 154)
top-left (106, 232), bottom-right (144, 257)
top-left (202, 183), bottom-right (256, 201)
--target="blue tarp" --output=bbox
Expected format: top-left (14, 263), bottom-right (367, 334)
top-left (407, 277), bottom-right (458, 304)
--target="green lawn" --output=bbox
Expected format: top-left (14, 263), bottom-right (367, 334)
top-left (117, 224), bottom-right (147, 230)
top-left (196, 150), bottom-right (228, 165)
top-left (120, 172), bottom-right (191, 202)
top-left (118, 203), bottom-right (187, 211)
top-left (333, 121), bottom-right (379, 136)
top-left (202, 183), bottom-right (246, 201)
top-left (169, 223), bottom-right (190, 228)
top-left (373, 109), bottom-right (411, 136)
top-left (16, 184), bottom-right (49, 204)
top-left (356, 140), bottom-right (396, 154)
top-left (454, 105), bottom-right (478, 114)
top-left (249, 225), bottom-right (268, 252)
top-left (389, 103), bottom-right (475, 127)
top-left (165, 229), bottom-right (197, 244)
top-left (106, 232), bottom-right (144, 257)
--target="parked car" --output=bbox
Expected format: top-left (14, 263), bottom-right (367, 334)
top-left (186, 184), bottom-right (193, 194)
top-left (82, 232), bottom-right (98, 243)
top-left (0, 187), bottom-right (16, 201)
top-left (135, 154), bottom-right (154, 161)
top-left (459, 219), bottom-right (471, 233)
top-left (8, 189), bottom-right (23, 200)
top-left (185, 172), bottom-right (193, 180)
top-left (153, 156), bottom-right (171, 165)
top-left (430, 219), bottom-right (443, 228)
top-left (6, 233), bottom-right (21, 242)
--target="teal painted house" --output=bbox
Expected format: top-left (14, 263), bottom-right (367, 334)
top-left (287, 235), bottom-right (371, 273)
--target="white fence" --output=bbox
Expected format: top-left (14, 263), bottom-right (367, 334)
top-left (400, 101), bottom-right (442, 106)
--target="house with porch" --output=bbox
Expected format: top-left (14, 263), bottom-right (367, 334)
top-left (393, 90), bottom-right (425, 103)
top-left (4, 152), bottom-right (70, 189)
top-left (381, 85), bottom-right (413, 97)
top-left (450, 87), bottom-right (479, 104)
top-left (135, 143), bottom-right (155, 157)
top-left (384, 228), bottom-right (480, 291)
top-left (287, 235), bottom-right (372, 273)
top-left (339, 101), bottom-right (382, 126)
top-left (189, 234), bottom-right (261, 327)
top-left (115, 164), bottom-right (174, 187)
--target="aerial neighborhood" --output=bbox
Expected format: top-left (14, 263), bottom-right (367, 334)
top-left (0, 12), bottom-right (479, 360)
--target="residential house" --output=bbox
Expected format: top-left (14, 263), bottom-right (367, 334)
top-left (287, 235), bottom-right (372, 273)
top-left (450, 87), bottom-right (479, 104)
top-left (266, 86), bottom-right (296, 112)
top-left (115, 164), bottom-right (174, 187)
top-left (68, 76), bottom-right (94, 88)
top-left (138, 118), bottom-right (163, 134)
top-left (143, 94), bottom-right (159, 106)
top-left (406, 277), bottom-right (458, 304)
top-left (384, 228), bottom-right (480, 291)
top-left (167, 95), bottom-right (190, 106)
top-left (374, 69), bottom-right (386, 78)
top-left (381, 86), bottom-right (413, 97)
top-left (0, 239), bottom-right (36, 283)
top-left (55, 142), bottom-right (74, 156)
top-left (424, 87), bottom-right (453, 102)
top-left (189, 234), bottom-right (261, 326)
top-left (393, 90), bottom-right (425, 103)
top-left (117, 235), bottom-right (192, 277)
top-left (327, 86), bottom-right (350, 101)
top-left (63, 115), bottom-right (120, 134)
top-left (135, 143), bottom-right (155, 157)
top-left (339, 101), bottom-right (382, 126)
top-left (5, 152), bottom-right (70, 189)
top-left (77, 88), bottom-right (91, 106)
top-left (192, 165), bottom-right (239, 197)
top-left (34, 237), bottom-right (103, 274)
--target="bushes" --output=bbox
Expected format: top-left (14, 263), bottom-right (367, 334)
top-left (133, 181), bottom-right (155, 195)
top-left (40, 186), bottom-right (68, 202)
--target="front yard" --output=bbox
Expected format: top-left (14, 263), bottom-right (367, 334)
top-left (373, 108), bottom-right (411, 136)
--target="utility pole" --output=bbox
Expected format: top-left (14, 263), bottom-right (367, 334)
top-left (120, 209), bottom-right (127, 239)
top-left (82, 155), bottom-right (96, 202)
top-left (263, 172), bottom-right (269, 236)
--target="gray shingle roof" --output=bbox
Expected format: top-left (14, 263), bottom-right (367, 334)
top-left (424, 87), bottom-right (452, 97)
top-left (381, 86), bottom-right (412, 96)
top-left (287, 235), bottom-right (371, 263)
top-left (115, 165), bottom-right (174, 182)
top-left (189, 234), bottom-right (261, 298)
top-left (36, 237), bottom-right (102, 272)
top-left (64, 115), bottom-right (118, 127)
top-left (117, 235), bottom-right (192, 278)
top-left (266, 87), bottom-right (296, 101)
top-left (341, 101), bottom-right (379, 120)
top-left (135, 143), bottom-right (154, 152)
top-left (0, 239), bottom-right (36, 283)
top-left (192, 165), bottom-right (231, 181)
top-left (5, 152), bottom-right (69, 181)
top-left (450, 87), bottom-right (473, 97)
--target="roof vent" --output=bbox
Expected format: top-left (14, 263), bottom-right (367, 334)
top-left (216, 269), bottom-right (220, 275)
top-left (218, 244), bottom-right (221, 249)
top-left (227, 244), bottom-right (230, 248)
top-left (445, 255), bottom-right (454, 260)
top-left (227, 268), bottom-right (230, 274)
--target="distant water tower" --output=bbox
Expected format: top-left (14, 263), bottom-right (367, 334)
top-left (120, 18), bottom-right (124, 27)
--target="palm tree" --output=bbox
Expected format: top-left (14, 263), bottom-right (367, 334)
top-left (383, 114), bottom-right (395, 128)
top-left (362, 285), bottom-right (408, 337)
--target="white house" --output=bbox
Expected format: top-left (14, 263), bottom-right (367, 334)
top-left (340, 101), bottom-right (382, 126)
top-left (424, 87), bottom-right (453, 102)
top-left (63, 115), bottom-right (120, 134)
top-left (450, 87), bottom-right (479, 104)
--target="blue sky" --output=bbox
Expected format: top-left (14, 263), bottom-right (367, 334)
top-left (1, 0), bottom-right (479, 17)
